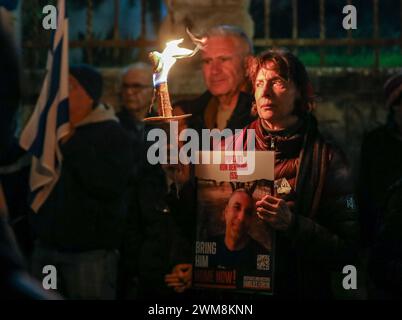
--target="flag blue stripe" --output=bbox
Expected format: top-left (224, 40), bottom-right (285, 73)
top-left (28, 36), bottom-right (64, 157)
top-left (49, 28), bottom-right (55, 50)
top-left (56, 98), bottom-right (69, 127)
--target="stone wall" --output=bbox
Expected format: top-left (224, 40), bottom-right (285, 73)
top-left (308, 68), bottom-right (393, 179)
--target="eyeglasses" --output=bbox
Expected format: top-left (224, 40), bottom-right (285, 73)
top-left (122, 82), bottom-right (152, 91)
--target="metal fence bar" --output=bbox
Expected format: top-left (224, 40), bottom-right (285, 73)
top-left (113, 0), bottom-right (120, 60)
top-left (151, 0), bottom-right (161, 40)
top-left (141, 0), bottom-right (147, 39)
top-left (113, 0), bottom-right (120, 40)
top-left (22, 37), bottom-right (400, 49)
top-left (347, 0), bottom-right (353, 55)
top-left (292, 0), bottom-right (298, 39)
top-left (71, 39), bottom-right (157, 48)
top-left (32, 0), bottom-right (41, 68)
top-left (400, 0), bottom-right (402, 53)
top-left (373, 0), bottom-right (380, 69)
top-left (23, 39), bottom-right (158, 49)
top-left (292, 0), bottom-right (298, 54)
top-left (253, 38), bottom-right (400, 47)
top-left (319, 0), bottom-right (326, 66)
top-left (264, 0), bottom-right (271, 39)
top-left (139, 0), bottom-right (148, 60)
top-left (86, 0), bottom-right (94, 64)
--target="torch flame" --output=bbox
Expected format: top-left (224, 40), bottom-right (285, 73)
top-left (150, 38), bottom-right (200, 87)
top-left (146, 29), bottom-right (206, 120)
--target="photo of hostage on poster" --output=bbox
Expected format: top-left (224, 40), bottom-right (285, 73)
top-left (193, 151), bottom-right (276, 294)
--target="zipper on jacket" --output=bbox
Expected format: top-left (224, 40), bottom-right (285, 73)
top-left (270, 136), bottom-right (276, 151)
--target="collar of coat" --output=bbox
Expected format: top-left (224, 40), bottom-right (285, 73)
top-left (75, 103), bottom-right (118, 128)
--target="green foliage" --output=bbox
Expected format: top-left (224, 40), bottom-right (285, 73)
top-left (254, 45), bottom-right (402, 68)
top-left (296, 47), bottom-right (402, 68)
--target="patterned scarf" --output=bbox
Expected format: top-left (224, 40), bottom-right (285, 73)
top-left (242, 115), bottom-right (330, 218)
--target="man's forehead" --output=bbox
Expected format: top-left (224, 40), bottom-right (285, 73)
top-left (123, 69), bottom-right (152, 83)
top-left (201, 36), bottom-right (240, 57)
top-left (229, 192), bottom-right (253, 206)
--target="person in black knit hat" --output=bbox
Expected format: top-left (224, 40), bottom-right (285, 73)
top-left (69, 64), bottom-right (103, 105)
top-left (30, 64), bottom-right (135, 299)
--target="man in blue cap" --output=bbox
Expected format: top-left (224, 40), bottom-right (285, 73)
top-left (30, 65), bottom-right (134, 300)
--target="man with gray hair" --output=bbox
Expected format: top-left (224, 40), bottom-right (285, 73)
top-left (174, 25), bottom-right (255, 132)
top-left (117, 62), bottom-right (156, 135)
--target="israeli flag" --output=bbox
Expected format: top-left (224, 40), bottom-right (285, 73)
top-left (19, 0), bottom-right (70, 212)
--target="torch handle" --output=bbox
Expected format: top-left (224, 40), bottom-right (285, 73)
top-left (156, 82), bottom-right (173, 118)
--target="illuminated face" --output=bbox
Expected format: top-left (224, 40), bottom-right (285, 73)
top-left (69, 75), bottom-right (93, 125)
top-left (224, 191), bottom-right (254, 243)
top-left (254, 62), bottom-right (299, 129)
top-left (121, 68), bottom-right (153, 112)
top-left (201, 36), bottom-right (246, 98)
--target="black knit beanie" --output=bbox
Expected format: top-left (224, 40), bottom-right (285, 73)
top-left (70, 64), bottom-right (103, 103)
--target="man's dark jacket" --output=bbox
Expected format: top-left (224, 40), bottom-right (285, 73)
top-left (31, 114), bottom-right (134, 251)
top-left (358, 125), bottom-right (402, 247)
top-left (176, 91), bottom-right (255, 132)
top-left (117, 108), bottom-right (195, 298)
top-left (369, 178), bottom-right (402, 298)
top-left (121, 164), bottom-right (196, 298)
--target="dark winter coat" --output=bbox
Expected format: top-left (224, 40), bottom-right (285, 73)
top-left (175, 91), bottom-right (255, 133)
top-left (32, 106), bottom-right (134, 251)
top-left (232, 114), bottom-right (360, 298)
top-left (358, 125), bottom-right (402, 247)
top-left (369, 178), bottom-right (402, 298)
top-left (121, 163), bottom-right (196, 298)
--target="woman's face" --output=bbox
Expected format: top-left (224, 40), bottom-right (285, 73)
top-left (254, 61), bottom-right (299, 129)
